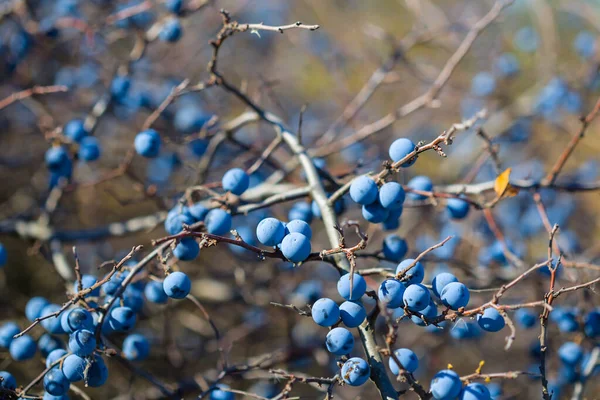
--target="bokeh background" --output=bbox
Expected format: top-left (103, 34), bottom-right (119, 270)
top-left (0, 0), bottom-right (599, 399)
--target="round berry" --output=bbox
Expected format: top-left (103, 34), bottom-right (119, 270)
top-left (379, 182), bottom-right (405, 210)
top-left (46, 348), bottom-right (68, 368)
top-left (123, 333), bottom-right (150, 361)
top-left (0, 322), bottom-right (20, 348)
top-left (339, 301), bottom-right (366, 328)
top-left (584, 309), bottom-right (600, 337)
top-left (173, 238), bottom-right (200, 261)
top-left (0, 371), bottom-right (16, 390)
top-left (558, 342), bottom-right (583, 365)
top-left (406, 176), bottom-right (433, 201)
top-left (110, 75), bottom-right (130, 99)
top-left (396, 259), bottom-right (424, 285)
top-left (325, 327), bottom-right (354, 355)
top-left (281, 233), bottom-right (311, 263)
top-left (38, 334), bottom-right (64, 357)
top-left (45, 146), bottom-right (70, 172)
top-left (515, 308), bottom-right (537, 329)
top-left (62, 354), bottom-right (87, 382)
top-left (341, 357), bottom-right (370, 386)
top-left (441, 282), bottom-right (470, 310)
top-left (78, 136), bottom-right (101, 162)
top-left (447, 198), bottom-right (470, 219)
top-left (108, 306), bottom-right (137, 331)
top-left (430, 369), bottom-right (462, 400)
top-left (471, 71), bottom-right (496, 97)
top-left (285, 219), bottom-right (312, 240)
top-left (362, 201), bottom-right (389, 223)
top-left (43, 368), bottom-right (70, 396)
top-left (87, 355), bottom-right (108, 387)
top-left (256, 218), bottom-right (285, 246)
top-left (68, 329), bottom-right (96, 356)
top-left (163, 271), bottom-right (192, 299)
top-left (222, 168), bottom-right (250, 196)
top-left (349, 176), bottom-right (378, 205)
top-left (459, 382), bottom-right (491, 400)
top-left (204, 209), bottom-right (232, 235)
top-left (159, 18), bottom-right (183, 42)
top-left (288, 202), bottom-right (313, 223)
top-left (210, 384), bottom-right (234, 400)
top-left (26, 297), bottom-right (50, 321)
top-left (389, 348), bottom-right (419, 374)
top-left (144, 280), bottom-right (168, 304)
top-left (431, 272), bottom-right (458, 298)
top-left (64, 119), bottom-right (88, 143)
top-left (311, 298), bottom-right (339, 327)
top-left (411, 300), bottom-right (438, 326)
top-left (389, 138), bottom-right (416, 166)
top-left (9, 335), bottom-right (37, 361)
top-left (382, 235), bottom-right (408, 262)
top-left (378, 279), bottom-right (405, 309)
top-left (337, 273), bottom-right (366, 301)
top-left (40, 304), bottom-right (65, 334)
top-left (134, 129), bottom-right (161, 158)
top-left (165, 208), bottom-right (195, 235)
top-left (61, 308), bottom-right (94, 333)
top-left (403, 284), bottom-right (431, 312)
top-left (477, 308), bottom-right (505, 332)
top-left (75, 275), bottom-right (100, 297)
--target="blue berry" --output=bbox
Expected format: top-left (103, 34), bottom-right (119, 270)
top-left (396, 259), bottom-right (424, 285)
top-left (159, 19), bottom-right (183, 42)
top-left (430, 369), bottom-right (462, 400)
top-left (173, 238), bottom-right (200, 260)
top-left (495, 53), bottom-right (520, 77)
top-left (210, 384), bottom-right (234, 400)
top-left (44, 368), bottom-right (70, 396)
top-left (204, 209), bottom-right (232, 235)
top-left (0, 371), bottom-right (16, 390)
top-left (378, 280), bottom-right (405, 309)
top-left (471, 71), bottom-right (496, 97)
top-left (382, 209), bottom-right (402, 231)
top-left (389, 348), bottom-right (419, 374)
top-left (188, 203), bottom-right (209, 221)
top-left (389, 138), bottom-right (416, 166)
top-left (87, 355), bottom-right (108, 387)
top-left (311, 298), bottom-right (339, 327)
top-left (337, 273), bottom-right (366, 301)
top-left (447, 198), bottom-right (470, 219)
top-left (78, 136), bottom-right (101, 162)
top-left (349, 176), bottom-right (378, 205)
top-left (62, 354), bottom-right (86, 382)
top-left (45, 146), bottom-right (70, 172)
top-left (584, 309), bottom-right (600, 337)
top-left (341, 357), bottom-right (370, 386)
top-left (165, 0), bottom-right (183, 14)
top-left (110, 75), bottom-right (131, 99)
top-left (41, 304), bottom-right (65, 334)
top-left (174, 106), bottom-right (210, 134)
top-left (407, 176), bottom-right (433, 200)
top-left (513, 26), bottom-right (539, 53)
top-left (9, 335), bottom-right (37, 361)
top-left (0, 244), bottom-right (6, 267)
top-left (38, 334), bottom-right (64, 357)
top-left (382, 235), bottom-right (408, 262)
top-left (68, 329), bottom-right (96, 356)
top-left (144, 280), bottom-right (168, 304)
top-left (339, 301), bottom-right (366, 328)
top-left (281, 233), bottom-right (311, 263)
top-left (325, 327), bottom-right (354, 355)
top-left (477, 308), bottom-right (505, 332)
top-left (558, 342), bottom-right (583, 365)
top-left (134, 129), bottom-right (161, 158)
top-left (411, 300), bottom-right (438, 326)
top-left (108, 306), bottom-right (137, 331)
top-left (46, 349), bottom-right (68, 368)
top-left (163, 271), bottom-right (192, 299)
top-left (431, 272), bottom-right (458, 298)
top-left (256, 218), bottom-right (285, 246)
top-left (123, 286), bottom-right (145, 313)
top-left (459, 382), bottom-right (491, 400)
top-left (285, 219), bottom-right (312, 240)
top-left (515, 308), bottom-right (537, 329)
top-left (123, 333), bottom-right (150, 361)
top-left (61, 308), bottom-right (94, 333)
top-left (441, 282), bottom-right (470, 310)
top-left (0, 322), bottom-right (20, 348)
top-left (379, 182), bottom-right (405, 209)
top-left (43, 393), bottom-right (70, 400)
top-left (76, 274), bottom-right (100, 296)
top-left (165, 209), bottom-right (195, 235)
top-left (362, 201), bottom-right (389, 223)
top-left (574, 31), bottom-right (596, 59)
top-left (403, 284), bottom-right (431, 312)
top-left (222, 168), bottom-right (250, 196)
top-left (288, 202), bottom-right (313, 223)
top-left (64, 119), bottom-right (88, 143)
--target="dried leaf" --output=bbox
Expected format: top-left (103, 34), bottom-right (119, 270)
top-left (494, 168), bottom-right (519, 199)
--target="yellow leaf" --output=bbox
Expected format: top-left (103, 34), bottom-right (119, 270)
top-left (494, 168), bottom-right (519, 199)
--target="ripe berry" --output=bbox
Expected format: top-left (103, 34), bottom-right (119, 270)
top-left (0, 322), bottom-right (20, 348)
top-left (9, 335), bottom-right (37, 361)
top-left (349, 175), bottom-right (378, 205)
top-left (163, 271), bottom-right (192, 299)
top-left (108, 306), bottom-right (137, 331)
top-left (40, 304), bottom-right (65, 334)
top-left (441, 282), bottom-right (470, 310)
top-left (62, 354), bottom-right (87, 382)
top-left (165, 209), bottom-right (195, 235)
top-left (210, 384), bottom-right (234, 400)
top-left (123, 333), bottom-right (150, 361)
top-left (325, 327), bottom-right (354, 355)
top-left (222, 168), bottom-right (250, 196)
top-left (382, 235), bottom-right (408, 262)
top-left (75, 274), bottom-right (100, 297)
top-left (285, 219), bottom-right (312, 240)
top-left (378, 279), bottom-right (405, 309)
top-left (87, 355), bottom-right (109, 387)
top-left (311, 298), bottom-right (339, 327)
top-left (430, 369), bottom-right (462, 400)
top-left (558, 342), bottom-right (583, 365)
top-left (134, 129), bottom-right (161, 158)
top-left (379, 182), bottom-right (405, 209)
top-left (459, 382), bottom-right (491, 400)
top-left (288, 202), bottom-right (313, 223)
top-left (447, 198), bottom-right (470, 219)
top-left (281, 233), bottom-right (311, 263)
top-left (61, 308), bottom-right (94, 333)
top-left (396, 259), bottom-right (424, 285)
top-left (337, 273), bottom-right (366, 301)
top-left (64, 119), bottom-right (88, 143)
top-left (477, 308), bottom-right (505, 332)
top-left (515, 308), bottom-right (537, 329)
top-left (256, 218), bottom-right (285, 246)
top-left (78, 136), bottom-right (101, 162)
top-left (0, 371), bottom-right (16, 390)
top-left (406, 176), bottom-right (433, 201)
top-left (339, 301), bottom-right (366, 328)
top-left (362, 200), bottom-right (389, 223)
top-left (431, 272), bottom-right (458, 298)
top-left (389, 138), bottom-right (416, 166)
top-left (341, 357), bottom-right (370, 386)
top-left (43, 368), bottom-right (70, 396)
top-left (389, 348), bottom-right (419, 374)
top-left (403, 284), bottom-right (430, 312)
top-left (204, 209), bottom-right (232, 235)
top-left (46, 349), bottom-right (68, 368)
top-left (68, 329), bottom-right (96, 356)
top-left (471, 71), bottom-right (496, 97)
top-left (159, 19), bottom-right (182, 42)
top-left (38, 334), bottom-right (64, 357)
top-left (144, 280), bottom-right (168, 304)
top-left (173, 238), bottom-right (200, 261)
top-left (411, 300), bottom-right (438, 326)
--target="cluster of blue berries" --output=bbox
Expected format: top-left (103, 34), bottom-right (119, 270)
top-left (256, 217), bottom-right (312, 263)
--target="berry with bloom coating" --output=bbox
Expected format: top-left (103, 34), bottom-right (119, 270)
top-left (210, 384), bottom-right (234, 400)
top-left (9, 335), bottom-right (37, 361)
top-left (173, 238), bottom-right (200, 261)
top-left (43, 368), bottom-right (70, 396)
top-left (281, 233), bottom-right (311, 263)
top-left (431, 369), bottom-right (462, 400)
top-left (406, 176), bottom-right (433, 201)
top-left (134, 129), bottom-right (161, 158)
top-left (403, 284), bottom-right (430, 312)
top-left (382, 235), bottom-right (408, 262)
top-left (26, 297), bottom-right (50, 322)
top-left (339, 301), bottom-right (366, 328)
top-left (79, 137), bottom-right (101, 161)
top-left (87, 355), bottom-right (109, 387)
top-left (41, 304), bottom-right (65, 334)
top-left (325, 327), bottom-right (354, 355)
top-left (362, 201), bottom-right (389, 223)
top-left (108, 306), bottom-right (137, 331)
top-left (447, 198), bottom-right (470, 219)
top-left (558, 342), bottom-right (583, 365)
top-left (389, 138), bottom-right (416, 166)
top-left (441, 282), bottom-right (470, 310)
top-left (144, 280), bottom-right (168, 304)
top-left (311, 298), bottom-right (339, 327)
top-left (389, 348), bottom-right (419, 374)
top-left (204, 209), bottom-right (232, 235)
top-left (459, 382), bottom-right (491, 400)
top-left (159, 18), bottom-right (182, 42)
top-left (432, 272), bottom-right (458, 298)
top-left (477, 308), bottom-right (506, 332)
top-left (288, 202), bottom-right (313, 223)
top-left (68, 329), bottom-right (96, 356)
top-left (349, 176), bottom-right (378, 205)
top-left (256, 218), bottom-right (285, 246)
top-left (222, 168), bottom-right (250, 196)
top-left (515, 308), bottom-right (537, 329)
top-left (379, 182), bottom-right (405, 210)
top-left (378, 279), bottom-right (405, 309)
top-left (163, 271), bottom-right (192, 299)
top-left (0, 322), bottom-right (20, 348)
top-left (61, 308), bottom-right (94, 333)
top-left (123, 333), bottom-right (150, 361)
top-left (337, 273), bottom-right (367, 301)
top-left (62, 354), bottom-right (86, 382)
top-left (64, 119), bottom-right (88, 143)
top-left (396, 259), bottom-right (424, 285)
top-left (341, 357), bottom-right (370, 386)
top-left (38, 334), bottom-right (63, 357)
top-left (285, 219), bottom-right (312, 239)
top-left (46, 349), bottom-right (68, 368)
top-left (0, 371), bottom-right (16, 390)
